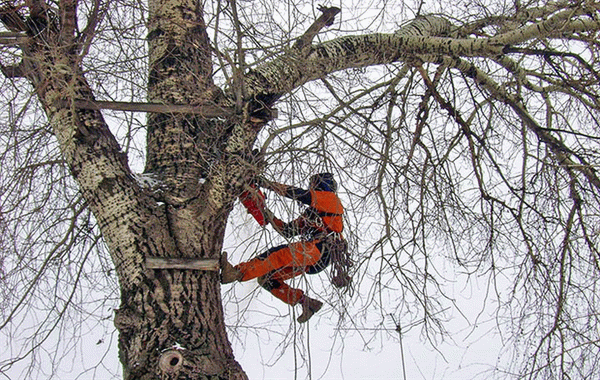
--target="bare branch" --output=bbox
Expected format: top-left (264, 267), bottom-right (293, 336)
top-left (66, 99), bottom-right (236, 117)
top-left (0, 31), bottom-right (28, 45)
top-left (445, 55), bottom-right (600, 191)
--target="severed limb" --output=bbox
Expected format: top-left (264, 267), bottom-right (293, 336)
top-left (292, 5), bottom-right (341, 51)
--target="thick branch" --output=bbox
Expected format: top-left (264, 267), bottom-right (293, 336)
top-left (58, 0), bottom-right (77, 41)
top-left (144, 0), bottom-right (222, 188)
top-left (243, 10), bottom-right (599, 99)
top-left (12, 20), bottom-right (160, 290)
top-left (243, 16), bottom-right (456, 98)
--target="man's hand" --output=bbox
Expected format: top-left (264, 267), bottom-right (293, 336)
top-left (263, 207), bottom-right (288, 235)
top-left (256, 177), bottom-right (287, 195)
top-left (262, 207), bottom-right (275, 223)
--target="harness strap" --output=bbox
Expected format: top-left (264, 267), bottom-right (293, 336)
top-left (317, 211), bottom-right (342, 217)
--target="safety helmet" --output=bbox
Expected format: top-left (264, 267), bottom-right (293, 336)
top-left (310, 173), bottom-right (337, 192)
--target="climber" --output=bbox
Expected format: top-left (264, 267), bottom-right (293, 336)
top-left (221, 173), bottom-right (349, 323)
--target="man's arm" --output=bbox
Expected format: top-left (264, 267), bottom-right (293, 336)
top-left (263, 207), bottom-right (303, 238)
top-left (263, 208), bottom-right (285, 234)
top-left (259, 179), bottom-right (312, 205)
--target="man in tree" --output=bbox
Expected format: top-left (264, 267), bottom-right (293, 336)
top-left (221, 173), bottom-right (347, 323)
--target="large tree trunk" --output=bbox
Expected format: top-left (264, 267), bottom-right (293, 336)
top-left (2, 4), bottom-right (446, 378)
top-left (115, 0), bottom-right (249, 377)
top-left (3, 1), bottom-right (600, 378)
top-left (5, 1), bottom-right (248, 378)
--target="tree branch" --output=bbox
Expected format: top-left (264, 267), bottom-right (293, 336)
top-left (0, 4), bottom-right (27, 32)
top-left (58, 0), bottom-right (78, 49)
top-left (445, 55), bottom-right (600, 192)
top-left (66, 99), bottom-right (236, 117)
top-left (292, 5), bottom-right (340, 50)
top-left (0, 31), bottom-right (28, 45)
top-left (244, 9), bottom-right (600, 100)
top-left (243, 16), bottom-right (456, 99)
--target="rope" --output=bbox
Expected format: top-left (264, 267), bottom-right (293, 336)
top-left (328, 236), bottom-right (353, 290)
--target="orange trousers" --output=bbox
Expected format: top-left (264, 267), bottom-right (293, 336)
top-left (235, 241), bottom-right (322, 305)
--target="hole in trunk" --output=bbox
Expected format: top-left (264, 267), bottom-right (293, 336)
top-left (159, 350), bottom-right (184, 373)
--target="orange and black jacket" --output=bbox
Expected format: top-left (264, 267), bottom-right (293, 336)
top-left (270, 186), bottom-right (344, 273)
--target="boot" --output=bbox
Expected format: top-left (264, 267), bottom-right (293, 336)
top-left (220, 252), bottom-right (242, 284)
top-left (297, 296), bottom-right (323, 323)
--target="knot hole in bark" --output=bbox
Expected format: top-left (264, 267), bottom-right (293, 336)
top-left (158, 350), bottom-right (184, 373)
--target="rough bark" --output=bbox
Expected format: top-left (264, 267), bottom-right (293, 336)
top-left (116, 0), bottom-right (250, 377)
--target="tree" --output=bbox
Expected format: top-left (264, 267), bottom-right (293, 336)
top-left (1, 0), bottom-right (599, 378)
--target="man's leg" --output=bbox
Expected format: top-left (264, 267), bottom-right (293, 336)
top-left (257, 267), bottom-right (305, 305)
top-left (221, 242), bottom-right (324, 321)
top-left (236, 241), bottom-right (321, 282)
top-left (258, 266), bottom-right (323, 323)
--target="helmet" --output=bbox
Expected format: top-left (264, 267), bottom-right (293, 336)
top-left (309, 173), bottom-right (337, 192)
